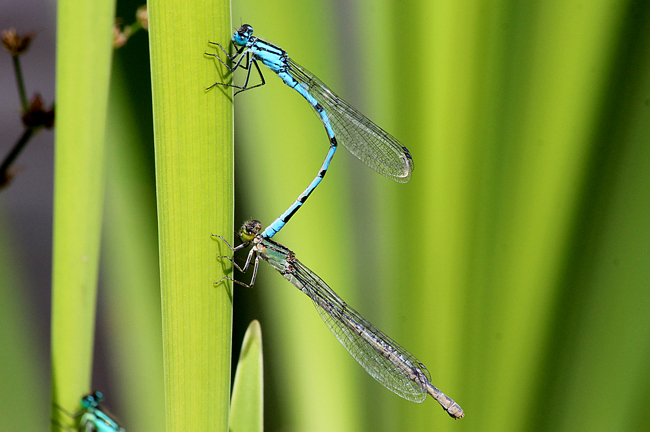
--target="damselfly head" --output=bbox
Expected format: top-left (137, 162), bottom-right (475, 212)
top-left (239, 219), bottom-right (262, 242)
top-left (80, 391), bottom-right (105, 409)
top-left (233, 24), bottom-right (254, 46)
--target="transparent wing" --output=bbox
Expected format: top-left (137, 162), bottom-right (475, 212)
top-left (288, 259), bottom-right (429, 402)
top-left (287, 58), bottom-right (414, 183)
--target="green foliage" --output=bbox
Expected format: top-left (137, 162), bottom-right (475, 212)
top-left (0, 226), bottom-right (47, 431)
top-left (148, 0), bottom-right (233, 430)
top-left (230, 320), bottom-right (264, 432)
top-left (102, 65), bottom-right (165, 431)
top-left (50, 0), bottom-right (117, 427)
top-left (2, 0), bottom-right (649, 431)
top-left (232, 0), bottom-right (650, 431)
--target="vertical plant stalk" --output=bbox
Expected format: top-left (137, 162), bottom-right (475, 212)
top-left (101, 67), bottom-right (165, 431)
top-left (148, 1), bottom-right (233, 431)
top-left (11, 53), bottom-right (28, 109)
top-left (50, 0), bottom-right (116, 428)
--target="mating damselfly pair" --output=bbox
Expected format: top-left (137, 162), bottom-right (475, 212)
top-left (208, 25), bottom-right (464, 419)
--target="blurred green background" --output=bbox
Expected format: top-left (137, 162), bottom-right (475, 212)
top-left (2, 0), bottom-right (650, 430)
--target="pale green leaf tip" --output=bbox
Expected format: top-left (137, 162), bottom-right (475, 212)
top-left (230, 320), bottom-right (264, 432)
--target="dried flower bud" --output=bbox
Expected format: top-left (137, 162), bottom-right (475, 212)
top-left (21, 94), bottom-right (55, 129)
top-left (2, 28), bottom-right (34, 55)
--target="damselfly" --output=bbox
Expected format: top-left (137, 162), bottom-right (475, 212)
top-left (53, 391), bottom-right (125, 432)
top-left (206, 25), bottom-right (414, 238)
top-left (214, 220), bottom-right (464, 419)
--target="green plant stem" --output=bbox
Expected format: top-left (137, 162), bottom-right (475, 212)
top-left (50, 0), bottom-right (117, 427)
top-left (12, 55), bottom-right (28, 110)
top-left (1, 55), bottom-right (38, 186)
top-left (148, 1), bottom-right (233, 431)
top-left (0, 127), bottom-right (35, 178)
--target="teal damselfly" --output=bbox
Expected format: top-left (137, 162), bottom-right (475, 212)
top-left (53, 391), bottom-right (125, 432)
top-left (206, 25), bottom-right (414, 238)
